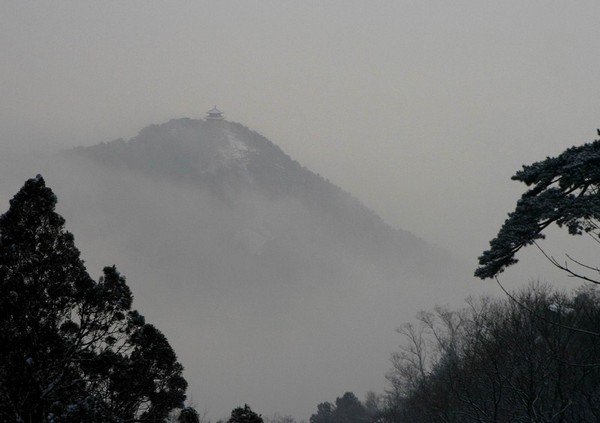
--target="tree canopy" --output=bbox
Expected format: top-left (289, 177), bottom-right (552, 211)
top-left (228, 404), bottom-right (264, 423)
top-left (383, 284), bottom-right (600, 422)
top-left (310, 392), bottom-right (371, 423)
top-left (0, 175), bottom-right (187, 422)
top-left (476, 137), bottom-right (600, 279)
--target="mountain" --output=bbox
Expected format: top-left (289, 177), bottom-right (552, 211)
top-left (0, 117), bottom-right (481, 420)
top-left (71, 118), bottom-right (449, 275)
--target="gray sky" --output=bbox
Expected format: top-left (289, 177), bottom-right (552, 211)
top-left (2, 1), bottom-right (600, 263)
top-left (2, 2), bottom-right (600, 416)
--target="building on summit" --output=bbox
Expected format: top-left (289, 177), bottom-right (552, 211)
top-left (206, 106), bottom-right (224, 120)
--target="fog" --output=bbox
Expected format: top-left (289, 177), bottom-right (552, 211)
top-left (3, 2), bottom-right (600, 259)
top-left (2, 1), bottom-right (600, 420)
top-left (0, 141), bottom-right (487, 419)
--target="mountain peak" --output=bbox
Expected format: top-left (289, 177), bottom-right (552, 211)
top-left (139, 118), bottom-right (256, 173)
top-left (71, 116), bottom-right (450, 265)
top-left (73, 118), bottom-right (289, 185)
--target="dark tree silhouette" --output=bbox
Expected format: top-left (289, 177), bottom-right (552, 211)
top-left (310, 392), bottom-right (370, 423)
top-left (383, 284), bottom-right (600, 422)
top-left (476, 137), bottom-right (600, 280)
top-left (0, 175), bottom-right (187, 422)
top-left (228, 404), bottom-right (263, 423)
top-left (179, 406), bottom-right (201, 423)
top-left (310, 402), bottom-right (335, 423)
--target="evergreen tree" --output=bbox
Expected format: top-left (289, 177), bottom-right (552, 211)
top-left (310, 393), bottom-right (370, 423)
top-left (309, 402), bottom-right (335, 423)
top-left (228, 404), bottom-right (263, 423)
top-left (0, 175), bottom-right (187, 422)
top-left (333, 392), bottom-right (369, 423)
top-left (476, 136), bottom-right (600, 279)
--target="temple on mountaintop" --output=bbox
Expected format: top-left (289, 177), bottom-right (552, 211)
top-left (206, 106), bottom-right (224, 120)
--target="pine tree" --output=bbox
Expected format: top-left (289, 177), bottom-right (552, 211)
top-left (476, 138), bottom-right (600, 280)
top-left (0, 175), bottom-right (187, 422)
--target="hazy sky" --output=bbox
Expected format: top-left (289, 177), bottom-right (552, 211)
top-left (3, 1), bottom-right (600, 264)
top-left (4, 2), bottom-right (600, 419)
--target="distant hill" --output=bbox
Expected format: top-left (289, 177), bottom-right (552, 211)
top-left (10, 117), bottom-right (480, 420)
top-left (71, 118), bottom-right (454, 278)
